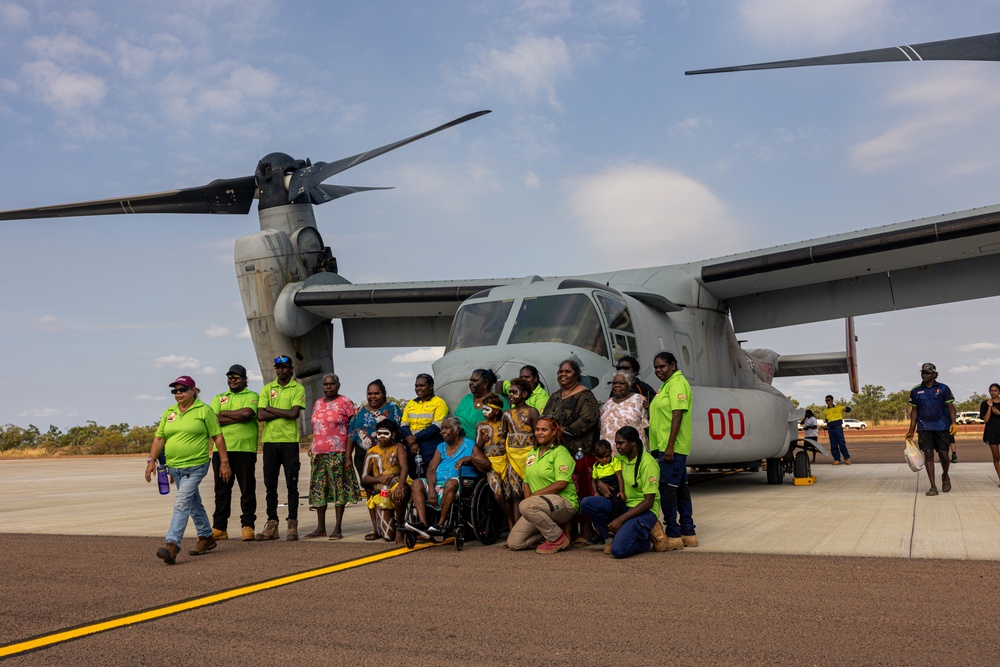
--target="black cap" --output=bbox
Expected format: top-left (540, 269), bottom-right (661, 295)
top-left (227, 364), bottom-right (247, 377)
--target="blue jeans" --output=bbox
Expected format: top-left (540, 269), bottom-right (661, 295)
top-left (581, 496), bottom-right (658, 559)
top-left (828, 426), bottom-right (850, 462)
top-left (658, 453), bottom-right (695, 539)
top-left (165, 462), bottom-right (211, 545)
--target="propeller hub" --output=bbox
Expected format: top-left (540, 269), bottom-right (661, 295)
top-left (256, 152), bottom-right (310, 210)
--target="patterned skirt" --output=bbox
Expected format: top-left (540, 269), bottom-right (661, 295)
top-left (309, 452), bottom-right (361, 508)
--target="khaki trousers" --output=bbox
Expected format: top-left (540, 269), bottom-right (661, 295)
top-left (506, 494), bottom-right (577, 550)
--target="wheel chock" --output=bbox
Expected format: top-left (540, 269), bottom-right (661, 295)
top-left (793, 476), bottom-right (816, 486)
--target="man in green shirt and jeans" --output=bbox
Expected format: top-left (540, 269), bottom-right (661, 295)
top-left (256, 355), bottom-right (306, 541)
top-left (210, 364), bottom-right (260, 542)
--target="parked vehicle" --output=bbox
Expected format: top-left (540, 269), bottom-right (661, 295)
top-left (957, 411), bottom-right (984, 425)
top-left (842, 419), bottom-right (867, 430)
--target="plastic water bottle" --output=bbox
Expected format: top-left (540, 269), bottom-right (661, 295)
top-left (575, 447), bottom-right (584, 461)
top-left (156, 465), bottom-right (170, 495)
top-left (414, 453), bottom-right (424, 477)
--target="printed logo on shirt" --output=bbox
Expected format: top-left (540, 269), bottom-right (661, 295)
top-left (526, 454), bottom-right (536, 466)
top-left (648, 476), bottom-right (657, 484)
top-left (676, 393), bottom-right (687, 401)
top-left (270, 389), bottom-right (278, 399)
top-left (166, 413), bottom-right (177, 422)
top-left (219, 396), bottom-right (229, 404)
top-left (558, 464), bottom-right (570, 472)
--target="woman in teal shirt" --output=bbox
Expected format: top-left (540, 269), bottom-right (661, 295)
top-left (506, 416), bottom-right (578, 554)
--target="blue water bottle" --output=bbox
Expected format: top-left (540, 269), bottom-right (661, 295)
top-left (157, 464), bottom-right (170, 495)
top-left (575, 447), bottom-right (584, 461)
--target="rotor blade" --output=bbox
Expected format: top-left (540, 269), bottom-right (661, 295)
top-left (286, 110), bottom-right (491, 201)
top-left (686, 32), bottom-right (1000, 75)
top-left (307, 184), bottom-right (394, 205)
top-left (0, 176), bottom-right (257, 221)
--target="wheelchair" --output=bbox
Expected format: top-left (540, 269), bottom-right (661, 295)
top-left (400, 469), bottom-right (505, 550)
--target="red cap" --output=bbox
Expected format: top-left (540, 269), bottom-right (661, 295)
top-left (169, 375), bottom-right (196, 388)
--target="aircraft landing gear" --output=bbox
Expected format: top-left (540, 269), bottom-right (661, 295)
top-left (766, 440), bottom-right (820, 485)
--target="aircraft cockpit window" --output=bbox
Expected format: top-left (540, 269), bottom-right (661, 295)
top-left (447, 300), bottom-right (513, 351)
top-left (596, 294), bottom-right (637, 358)
top-left (507, 294), bottom-right (606, 357)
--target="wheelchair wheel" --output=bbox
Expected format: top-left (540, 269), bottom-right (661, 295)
top-left (470, 476), bottom-right (505, 545)
top-left (404, 529), bottom-right (416, 549)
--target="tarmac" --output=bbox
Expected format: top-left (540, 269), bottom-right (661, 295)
top-left (4, 453), bottom-right (1000, 559)
top-left (3, 453), bottom-right (1000, 665)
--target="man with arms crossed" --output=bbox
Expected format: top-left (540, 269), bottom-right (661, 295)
top-left (210, 364), bottom-right (259, 542)
top-left (256, 355), bottom-right (306, 541)
top-left (905, 362), bottom-right (957, 497)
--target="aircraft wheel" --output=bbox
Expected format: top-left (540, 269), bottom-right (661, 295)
top-left (793, 451), bottom-right (811, 479)
top-left (766, 457), bottom-right (784, 485)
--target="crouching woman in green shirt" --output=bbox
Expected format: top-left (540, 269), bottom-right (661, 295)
top-left (145, 375), bottom-right (231, 565)
top-left (506, 416), bottom-right (578, 554)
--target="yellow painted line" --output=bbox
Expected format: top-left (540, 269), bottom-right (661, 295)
top-left (0, 540), bottom-right (444, 659)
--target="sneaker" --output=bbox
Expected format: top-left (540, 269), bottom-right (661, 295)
top-left (156, 541), bottom-right (180, 565)
top-left (427, 524), bottom-right (445, 536)
top-left (212, 528), bottom-right (228, 541)
top-left (604, 540), bottom-right (614, 555)
top-left (586, 534), bottom-right (605, 546)
top-left (942, 476), bottom-right (952, 493)
top-left (241, 526), bottom-right (255, 541)
top-left (951, 452), bottom-right (958, 463)
top-left (405, 521), bottom-right (431, 539)
top-left (189, 535), bottom-right (217, 556)
top-left (681, 534), bottom-right (699, 548)
top-left (535, 531), bottom-right (570, 554)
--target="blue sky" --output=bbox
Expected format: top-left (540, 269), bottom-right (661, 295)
top-left (2, 0), bottom-right (999, 428)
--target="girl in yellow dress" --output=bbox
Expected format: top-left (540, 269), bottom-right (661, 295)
top-left (499, 379), bottom-right (539, 525)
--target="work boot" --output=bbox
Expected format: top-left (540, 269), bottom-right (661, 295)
top-left (681, 534), bottom-right (699, 548)
top-left (255, 519), bottom-right (280, 541)
top-left (604, 539), bottom-right (614, 555)
top-left (241, 526), bottom-right (255, 541)
top-left (664, 537), bottom-right (685, 551)
top-left (650, 522), bottom-right (670, 552)
top-left (189, 535), bottom-right (218, 556)
top-left (212, 528), bottom-right (228, 541)
top-left (286, 519), bottom-right (299, 541)
top-left (156, 541), bottom-right (180, 565)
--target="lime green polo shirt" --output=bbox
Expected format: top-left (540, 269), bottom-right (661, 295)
top-left (618, 452), bottom-right (660, 517)
top-left (523, 444), bottom-right (579, 511)
top-left (259, 379), bottom-right (306, 443)
top-left (592, 457), bottom-right (623, 479)
top-left (649, 370), bottom-right (692, 456)
top-left (155, 400), bottom-right (222, 469)
top-left (210, 388), bottom-right (259, 453)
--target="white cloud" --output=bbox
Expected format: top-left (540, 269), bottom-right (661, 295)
top-left (135, 394), bottom-right (164, 402)
top-left (671, 117), bottom-right (709, 137)
top-left (958, 342), bottom-right (1000, 352)
top-left (21, 60), bottom-right (107, 111)
top-left (201, 366), bottom-right (218, 376)
top-left (19, 407), bottom-right (62, 418)
top-left (390, 347), bottom-right (445, 364)
top-left (0, 2), bottom-right (30, 28)
top-left (590, 0), bottom-right (643, 27)
top-left (524, 171), bottom-right (541, 190)
top-left (567, 163), bottom-right (745, 267)
top-left (467, 36), bottom-right (573, 110)
top-left (153, 354), bottom-right (201, 370)
top-left (205, 325), bottom-right (230, 338)
top-left (247, 370), bottom-right (264, 382)
top-left (791, 378), bottom-right (836, 388)
top-left (982, 357), bottom-right (1000, 367)
top-left (850, 69), bottom-right (1000, 172)
top-left (950, 365), bottom-right (979, 374)
top-left (516, 0), bottom-right (573, 25)
top-left (237, 326), bottom-right (252, 339)
top-left (738, 0), bottom-right (891, 46)
top-left (25, 33), bottom-right (109, 64)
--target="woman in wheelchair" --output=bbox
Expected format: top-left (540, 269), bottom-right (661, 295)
top-left (361, 419), bottom-right (410, 544)
top-left (405, 416), bottom-right (475, 538)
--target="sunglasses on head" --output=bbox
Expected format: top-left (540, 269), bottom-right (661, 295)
top-left (273, 356), bottom-right (291, 365)
top-left (171, 387), bottom-right (192, 394)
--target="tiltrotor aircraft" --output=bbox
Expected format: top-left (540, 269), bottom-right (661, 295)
top-left (3, 33), bottom-right (1000, 483)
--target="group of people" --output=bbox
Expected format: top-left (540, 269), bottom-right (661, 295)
top-left (145, 352), bottom-right (698, 563)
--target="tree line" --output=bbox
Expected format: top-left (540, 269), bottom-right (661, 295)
top-left (796, 384), bottom-right (988, 425)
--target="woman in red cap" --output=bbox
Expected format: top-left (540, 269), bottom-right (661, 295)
top-left (145, 375), bottom-right (231, 564)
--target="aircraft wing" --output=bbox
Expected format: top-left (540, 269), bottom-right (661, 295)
top-left (291, 275), bottom-right (516, 347)
top-left (695, 203), bottom-right (1000, 333)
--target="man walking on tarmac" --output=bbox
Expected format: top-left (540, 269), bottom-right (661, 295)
top-left (256, 355), bottom-right (306, 540)
top-left (905, 362), bottom-right (957, 497)
top-left (210, 364), bottom-right (259, 542)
